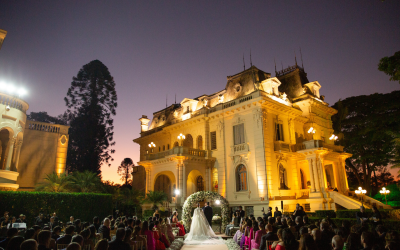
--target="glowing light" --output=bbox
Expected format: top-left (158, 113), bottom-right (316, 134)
top-left (215, 200), bottom-right (220, 205)
top-left (355, 187), bottom-right (366, 195)
top-left (148, 142), bottom-right (156, 148)
top-left (18, 87), bottom-right (27, 97)
top-left (181, 113), bottom-right (191, 121)
top-left (174, 189), bottom-right (180, 196)
top-left (308, 127), bottom-right (316, 134)
top-left (329, 134), bottom-right (338, 140)
top-left (177, 133), bottom-right (186, 140)
top-left (380, 187), bottom-right (390, 195)
top-left (0, 81), bottom-right (28, 98)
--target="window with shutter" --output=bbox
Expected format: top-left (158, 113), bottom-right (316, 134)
top-left (275, 123), bottom-right (284, 141)
top-left (211, 131), bottom-right (217, 150)
top-left (233, 123), bottom-right (245, 145)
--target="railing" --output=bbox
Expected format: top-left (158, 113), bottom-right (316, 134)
top-left (276, 64), bottom-right (305, 77)
top-left (0, 92), bottom-right (28, 112)
top-left (144, 146), bottom-right (207, 161)
top-left (291, 140), bottom-right (343, 153)
top-left (230, 143), bottom-right (249, 156)
top-left (26, 121), bottom-right (61, 133)
top-left (274, 141), bottom-right (291, 152)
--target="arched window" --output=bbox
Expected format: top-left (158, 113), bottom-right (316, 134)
top-left (279, 164), bottom-right (289, 190)
top-left (236, 164), bottom-right (247, 191)
top-left (183, 134), bottom-right (193, 148)
top-left (197, 136), bottom-right (203, 150)
top-left (173, 141), bottom-right (179, 147)
top-left (196, 176), bottom-right (204, 191)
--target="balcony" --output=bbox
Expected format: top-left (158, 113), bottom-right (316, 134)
top-left (274, 141), bottom-right (291, 152)
top-left (291, 140), bottom-right (344, 153)
top-left (144, 146), bottom-right (207, 161)
top-left (230, 143), bottom-right (249, 156)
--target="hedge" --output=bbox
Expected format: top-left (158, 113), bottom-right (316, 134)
top-left (308, 217), bottom-right (400, 232)
top-left (315, 210), bottom-right (336, 218)
top-left (0, 191), bottom-right (113, 226)
top-left (143, 210), bottom-right (170, 219)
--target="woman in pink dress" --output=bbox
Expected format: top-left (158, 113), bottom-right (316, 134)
top-left (154, 221), bottom-right (169, 248)
top-left (140, 221), bottom-right (156, 250)
top-left (172, 212), bottom-right (185, 236)
top-left (251, 222), bottom-right (266, 250)
top-left (165, 218), bottom-right (175, 243)
top-left (244, 220), bottom-right (254, 248)
top-left (276, 228), bottom-right (299, 250)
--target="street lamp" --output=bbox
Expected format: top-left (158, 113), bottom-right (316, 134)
top-left (177, 133), bottom-right (185, 146)
top-left (148, 142), bottom-right (156, 153)
top-left (380, 187), bottom-right (390, 205)
top-left (355, 187), bottom-right (367, 206)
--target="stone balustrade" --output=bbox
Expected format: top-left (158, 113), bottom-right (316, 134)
top-left (291, 140), bottom-right (343, 153)
top-left (0, 92), bottom-right (28, 113)
top-left (144, 146), bottom-right (207, 161)
top-left (230, 143), bottom-right (249, 156)
top-left (274, 141), bottom-right (291, 152)
top-left (27, 120), bottom-right (62, 133)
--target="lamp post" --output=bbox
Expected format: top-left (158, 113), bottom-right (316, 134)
top-left (380, 187), bottom-right (390, 205)
top-left (177, 133), bottom-right (185, 146)
top-left (148, 142), bottom-right (156, 153)
top-left (355, 187), bottom-right (367, 206)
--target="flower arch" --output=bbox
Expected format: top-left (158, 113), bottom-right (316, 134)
top-left (182, 191), bottom-right (229, 230)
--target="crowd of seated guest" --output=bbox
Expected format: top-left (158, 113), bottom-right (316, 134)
top-left (0, 210), bottom-right (186, 250)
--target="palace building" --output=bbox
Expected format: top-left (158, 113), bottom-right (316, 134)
top-left (134, 62), bottom-right (390, 215)
top-left (0, 29), bottom-right (69, 191)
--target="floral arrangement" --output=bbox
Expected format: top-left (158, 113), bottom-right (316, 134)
top-left (225, 239), bottom-right (240, 250)
top-left (167, 238), bottom-right (184, 250)
top-left (182, 191), bottom-right (229, 231)
top-left (212, 214), bottom-right (221, 221)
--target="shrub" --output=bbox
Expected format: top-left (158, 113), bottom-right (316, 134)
top-left (336, 209), bottom-right (400, 220)
top-left (315, 210), bottom-right (336, 218)
top-left (308, 217), bottom-right (400, 232)
top-left (0, 191), bottom-right (112, 226)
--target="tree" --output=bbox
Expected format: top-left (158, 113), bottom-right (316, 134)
top-left (27, 111), bottom-right (67, 125)
top-left (145, 191), bottom-right (168, 211)
top-left (117, 158), bottom-right (135, 186)
top-left (69, 170), bottom-right (101, 193)
top-left (64, 60), bottom-right (117, 176)
top-left (378, 51), bottom-right (400, 84)
top-left (332, 91), bottom-right (400, 195)
top-left (35, 172), bottom-right (71, 192)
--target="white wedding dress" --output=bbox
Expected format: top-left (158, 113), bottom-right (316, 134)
top-left (184, 207), bottom-right (224, 245)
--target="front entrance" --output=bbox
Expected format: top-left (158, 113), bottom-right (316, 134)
top-left (154, 174), bottom-right (172, 202)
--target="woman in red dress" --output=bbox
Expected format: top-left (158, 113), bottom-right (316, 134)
top-left (171, 211), bottom-right (185, 236)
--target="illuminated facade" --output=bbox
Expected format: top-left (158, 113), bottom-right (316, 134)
top-left (0, 91), bottom-right (69, 191)
top-left (134, 64), bottom-right (390, 214)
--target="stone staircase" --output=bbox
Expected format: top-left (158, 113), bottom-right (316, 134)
top-left (328, 191), bottom-right (392, 210)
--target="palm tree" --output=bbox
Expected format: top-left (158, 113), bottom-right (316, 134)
top-left (35, 172), bottom-right (71, 192)
top-left (145, 190), bottom-right (168, 211)
top-left (69, 170), bottom-right (101, 193)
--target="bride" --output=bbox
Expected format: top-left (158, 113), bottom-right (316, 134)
top-left (184, 203), bottom-right (223, 244)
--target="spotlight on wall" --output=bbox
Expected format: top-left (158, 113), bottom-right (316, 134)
top-left (307, 127), bottom-right (316, 134)
top-left (215, 200), bottom-right (220, 205)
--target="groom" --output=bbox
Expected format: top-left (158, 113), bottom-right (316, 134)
top-left (203, 202), bottom-right (213, 226)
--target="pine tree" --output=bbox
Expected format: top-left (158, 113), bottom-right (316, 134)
top-left (65, 60), bottom-right (117, 176)
top-left (117, 158), bottom-right (135, 186)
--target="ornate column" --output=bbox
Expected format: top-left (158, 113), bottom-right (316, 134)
top-left (312, 157), bottom-right (321, 192)
top-left (11, 140), bottom-right (22, 171)
top-left (182, 163), bottom-right (186, 200)
top-left (307, 158), bottom-right (316, 192)
top-left (205, 166), bottom-right (210, 191)
top-left (290, 158), bottom-right (299, 195)
top-left (5, 137), bottom-right (15, 171)
top-left (145, 168), bottom-right (151, 194)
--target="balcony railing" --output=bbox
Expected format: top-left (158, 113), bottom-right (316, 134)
top-left (274, 141), bottom-right (291, 152)
top-left (144, 146), bottom-right (207, 161)
top-left (230, 143), bottom-right (249, 156)
top-left (291, 140), bottom-right (344, 153)
top-left (26, 120), bottom-right (62, 133)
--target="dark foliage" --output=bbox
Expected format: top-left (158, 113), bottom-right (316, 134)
top-left (0, 191), bottom-right (112, 226)
top-left (27, 111), bottom-right (67, 125)
top-left (117, 158), bottom-right (134, 185)
top-left (379, 51), bottom-right (400, 84)
top-left (315, 210), bottom-right (336, 218)
top-left (64, 60), bottom-right (117, 176)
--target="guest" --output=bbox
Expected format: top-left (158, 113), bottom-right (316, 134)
top-left (126, 218), bottom-right (134, 231)
top-left (356, 206), bottom-right (368, 225)
top-left (171, 212), bottom-right (185, 236)
top-left (66, 242), bottom-right (81, 250)
top-left (281, 218), bottom-right (288, 229)
top-left (251, 221), bottom-right (266, 250)
top-left (131, 226), bottom-right (147, 250)
top-left (263, 207), bottom-right (273, 219)
top-left (153, 221), bottom-right (167, 249)
top-left (153, 210), bottom-right (160, 220)
top-left (88, 225), bottom-right (98, 245)
top-left (299, 234), bottom-right (317, 250)
top-left (376, 225), bottom-right (386, 249)
top-left (311, 228), bottom-right (323, 250)
top-left (274, 207), bottom-right (282, 218)
top-left (48, 217), bottom-right (57, 230)
top-left (94, 239), bottom-right (109, 250)
top-left (238, 206), bottom-right (245, 218)
top-left (20, 239), bottom-right (39, 250)
top-left (303, 216), bottom-right (310, 227)
top-left (225, 210), bottom-right (240, 236)
top-left (35, 214), bottom-right (44, 228)
top-left (67, 216), bottom-right (75, 226)
top-left (0, 228), bottom-right (18, 249)
top-left (233, 221), bottom-right (245, 244)
top-left (344, 233), bottom-right (362, 250)
top-left (80, 228), bottom-right (94, 250)
top-left (331, 235), bottom-right (344, 250)
top-left (361, 231), bottom-right (374, 250)
top-left (320, 221), bottom-right (335, 250)
top-left (71, 235), bottom-right (84, 248)
top-left (371, 206), bottom-right (382, 228)
top-left (99, 218), bottom-right (111, 241)
top-left (295, 216), bottom-right (304, 232)
top-left (165, 218), bottom-right (175, 243)
top-left (0, 211), bottom-right (9, 223)
top-left (271, 228), bottom-right (283, 250)
top-left (57, 226), bottom-right (75, 245)
top-left (276, 216), bottom-right (282, 227)
top-left (108, 228), bottom-right (130, 250)
top-left (38, 230), bottom-right (52, 250)
top-left (24, 228), bottom-right (36, 240)
top-left (74, 219), bottom-right (82, 233)
top-left (16, 214), bottom-right (26, 223)
top-left (5, 236), bottom-right (24, 250)
top-left (92, 216), bottom-right (101, 233)
top-left (140, 221), bottom-right (156, 250)
top-left (277, 228), bottom-right (299, 250)
top-left (7, 216), bottom-right (17, 229)
top-left (260, 224), bottom-right (278, 250)
top-left (244, 220), bottom-right (254, 250)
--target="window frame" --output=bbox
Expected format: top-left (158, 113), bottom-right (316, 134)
top-left (233, 123), bottom-right (245, 145)
top-left (236, 164), bottom-right (248, 192)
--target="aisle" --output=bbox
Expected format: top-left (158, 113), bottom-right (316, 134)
top-left (181, 244), bottom-right (228, 250)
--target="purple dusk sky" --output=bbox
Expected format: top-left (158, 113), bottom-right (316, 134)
top-left (0, 1), bottom-right (399, 183)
